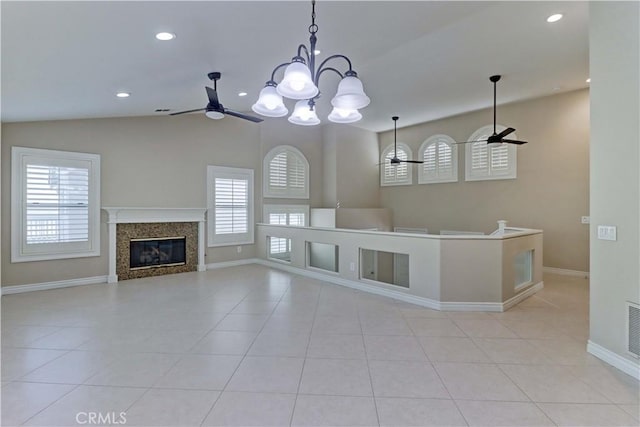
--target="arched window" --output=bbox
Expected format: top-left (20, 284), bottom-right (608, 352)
top-left (418, 134), bottom-right (458, 184)
top-left (263, 146), bottom-right (309, 198)
top-left (465, 125), bottom-right (517, 181)
top-left (380, 142), bottom-right (413, 186)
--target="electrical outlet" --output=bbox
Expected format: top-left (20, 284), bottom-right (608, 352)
top-left (350, 262), bottom-right (355, 272)
top-left (597, 225), bottom-right (617, 241)
top-left (581, 216), bottom-right (590, 224)
top-left (237, 246), bottom-right (242, 253)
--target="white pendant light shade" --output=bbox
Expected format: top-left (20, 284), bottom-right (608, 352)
top-left (288, 100), bottom-right (321, 126)
top-left (205, 110), bottom-right (224, 120)
top-left (331, 75), bottom-right (370, 109)
top-left (277, 61), bottom-right (319, 100)
top-left (252, 85), bottom-right (288, 117)
top-left (327, 107), bottom-right (362, 124)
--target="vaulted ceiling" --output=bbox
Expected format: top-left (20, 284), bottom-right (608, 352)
top-left (1, 1), bottom-right (588, 132)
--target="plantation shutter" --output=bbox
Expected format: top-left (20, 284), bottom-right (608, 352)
top-left (215, 178), bottom-right (248, 235)
top-left (25, 164), bottom-right (89, 244)
top-left (382, 145), bottom-right (410, 185)
top-left (208, 166), bottom-right (254, 246)
top-left (438, 142), bottom-right (453, 179)
top-left (423, 144), bottom-right (438, 180)
top-left (490, 145), bottom-right (510, 174)
top-left (265, 147), bottom-right (309, 198)
top-left (12, 147), bottom-right (101, 262)
top-left (471, 141), bottom-right (489, 175)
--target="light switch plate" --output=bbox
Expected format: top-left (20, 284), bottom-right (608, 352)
top-left (581, 216), bottom-right (590, 224)
top-left (597, 225), bottom-right (617, 241)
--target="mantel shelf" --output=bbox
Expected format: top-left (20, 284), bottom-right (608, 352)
top-left (102, 207), bottom-right (207, 224)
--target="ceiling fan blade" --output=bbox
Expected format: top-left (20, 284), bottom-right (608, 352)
top-left (169, 108), bottom-right (206, 116)
top-left (402, 160), bottom-right (424, 164)
top-left (496, 127), bottom-right (516, 139)
top-left (224, 109), bottom-right (264, 123)
top-left (502, 138), bottom-right (528, 145)
top-left (206, 86), bottom-right (221, 109)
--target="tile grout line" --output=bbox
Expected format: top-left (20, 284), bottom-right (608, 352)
top-left (357, 297), bottom-right (382, 427)
top-left (288, 278), bottom-right (322, 427)
top-left (198, 272), bottom-right (291, 427)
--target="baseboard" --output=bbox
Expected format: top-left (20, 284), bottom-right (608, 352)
top-left (587, 340), bottom-right (640, 380)
top-left (255, 259), bottom-right (539, 312)
top-left (206, 258), bottom-right (261, 270)
top-left (1, 275), bottom-right (108, 296)
top-left (503, 281), bottom-right (545, 311)
top-left (255, 258), bottom-right (443, 310)
top-left (544, 267), bottom-right (590, 279)
top-left (439, 301), bottom-right (504, 312)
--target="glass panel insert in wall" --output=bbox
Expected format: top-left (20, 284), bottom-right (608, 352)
top-left (268, 236), bottom-right (292, 263)
top-left (360, 249), bottom-right (410, 288)
top-left (514, 250), bottom-right (533, 289)
top-left (307, 242), bottom-right (339, 273)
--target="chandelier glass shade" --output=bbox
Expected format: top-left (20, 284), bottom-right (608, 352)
top-left (252, 0), bottom-right (370, 126)
top-left (288, 100), bottom-right (321, 126)
top-left (251, 84), bottom-right (288, 117)
top-left (327, 107), bottom-right (362, 124)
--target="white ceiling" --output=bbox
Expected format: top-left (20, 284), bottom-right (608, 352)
top-left (1, 1), bottom-right (589, 132)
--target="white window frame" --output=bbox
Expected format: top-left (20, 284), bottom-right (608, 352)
top-left (465, 125), bottom-right (517, 181)
top-left (263, 145), bottom-right (309, 199)
top-left (380, 142), bottom-right (413, 186)
top-left (207, 165), bottom-right (254, 247)
top-left (418, 134), bottom-right (458, 184)
top-left (11, 146), bottom-right (101, 262)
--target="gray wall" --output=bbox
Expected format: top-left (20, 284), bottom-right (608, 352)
top-left (378, 89), bottom-right (590, 272)
top-left (322, 123), bottom-right (380, 208)
top-left (589, 2), bottom-right (640, 366)
top-left (1, 115), bottom-right (323, 286)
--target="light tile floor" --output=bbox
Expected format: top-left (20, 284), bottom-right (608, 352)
top-left (2, 266), bottom-right (639, 426)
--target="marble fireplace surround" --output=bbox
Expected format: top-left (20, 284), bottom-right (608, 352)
top-left (103, 208), bottom-right (207, 283)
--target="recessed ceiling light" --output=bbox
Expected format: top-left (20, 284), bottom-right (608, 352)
top-left (547, 13), bottom-right (563, 23)
top-left (314, 49), bottom-right (321, 55)
top-left (552, 86), bottom-right (561, 92)
top-left (155, 32), bottom-right (176, 41)
top-left (586, 78), bottom-right (591, 83)
top-left (238, 92), bottom-right (248, 97)
top-left (116, 92), bottom-right (130, 98)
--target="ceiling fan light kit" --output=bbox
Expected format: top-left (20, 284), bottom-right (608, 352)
top-left (252, 0), bottom-right (370, 126)
top-left (170, 72), bottom-right (264, 123)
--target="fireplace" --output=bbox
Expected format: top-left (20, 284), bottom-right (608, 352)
top-left (130, 237), bottom-right (186, 270)
top-left (103, 207), bottom-right (207, 282)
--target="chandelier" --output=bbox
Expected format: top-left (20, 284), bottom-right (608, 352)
top-left (251, 0), bottom-right (370, 126)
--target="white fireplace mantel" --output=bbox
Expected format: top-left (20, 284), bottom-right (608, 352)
top-left (102, 207), bottom-right (207, 283)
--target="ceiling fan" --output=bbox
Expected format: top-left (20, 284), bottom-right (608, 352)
top-left (170, 72), bottom-right (263, 123)
top-left (456, 75), bottom-right (527, 146)
top-left (386, 116), bottom-right (424, 165)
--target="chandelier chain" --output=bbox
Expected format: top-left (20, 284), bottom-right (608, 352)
top-left (309, 0), bottom-right (318, 34)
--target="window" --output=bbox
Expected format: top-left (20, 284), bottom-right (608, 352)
top-left (11, 147), bottom-right (101, 262)
top-left (418, 134), bottom-right (458, 184)
top-left (263, 146), bottom-right (309, 199)
top-left (263, 204), bottom-right (308, 258)
top-left (207, 166), bottom-right (254, 246)
top-left (263, 204), bottom-right (309, 227)
top-left (465, 125), bottom-right (517, 181)
top-left (380, 142), bottom-right (413, 186)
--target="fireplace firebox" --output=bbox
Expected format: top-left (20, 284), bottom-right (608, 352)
top-left (129, 236), bottom-right (186, 270)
